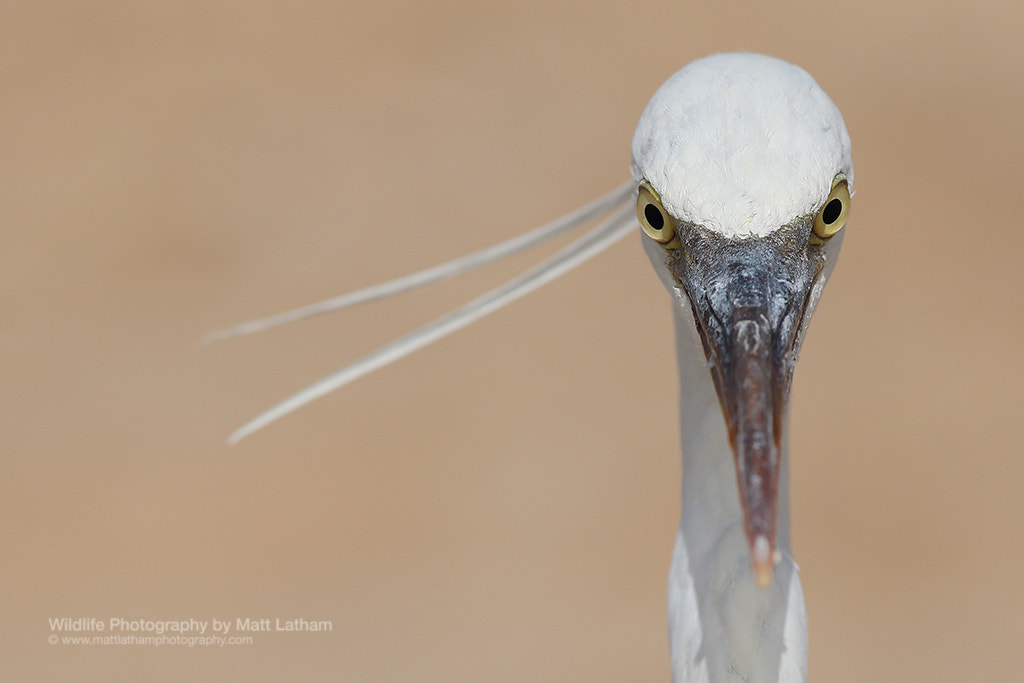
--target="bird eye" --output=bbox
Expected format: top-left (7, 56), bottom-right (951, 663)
top-left (637, 182), bottom-right (680, 248)
top-left (812, 175), bottom-right (850, 240)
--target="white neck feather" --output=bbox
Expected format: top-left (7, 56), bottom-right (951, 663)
top-left (668, 303), bottom-right (807, 683)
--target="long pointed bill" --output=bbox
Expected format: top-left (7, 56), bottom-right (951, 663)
top-left (670, 225), bottom-right (822, 588)
top-left (723, 299), bottom-right (783, 588)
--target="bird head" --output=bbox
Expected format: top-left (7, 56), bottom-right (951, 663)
top-left (631, 53), bottom-right (852, 587)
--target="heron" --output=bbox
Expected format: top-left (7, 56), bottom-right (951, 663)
top-left (211, 52), bottom-right (852, 682)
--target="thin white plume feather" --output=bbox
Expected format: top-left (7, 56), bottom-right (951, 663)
top-left (225, 189), bottom-right (635, 443)
top-left (205, 181), bottom-right (633, 344)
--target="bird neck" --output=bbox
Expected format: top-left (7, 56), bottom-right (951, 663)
top-left (668, 305), bottom-right (807, 682)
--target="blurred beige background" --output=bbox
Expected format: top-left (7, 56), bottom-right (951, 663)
top-left (4, 1), bottom-right (1022, 681)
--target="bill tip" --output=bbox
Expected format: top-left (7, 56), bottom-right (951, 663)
top-left (752, 535), bottom-right (775, 588)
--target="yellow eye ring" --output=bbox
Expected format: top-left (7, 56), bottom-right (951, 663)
top-left (812, 174), bottom-right (851, 240)
top-left (637, 182), bottom-right (680, 249)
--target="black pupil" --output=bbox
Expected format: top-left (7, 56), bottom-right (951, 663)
top-left (644, 203), bottom-right (664, 231)
top-left (822, 198), bottom-right (843, 225)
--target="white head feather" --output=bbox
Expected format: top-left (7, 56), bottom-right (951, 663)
top-left (631, 53), bottom-right (853, 238)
